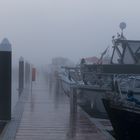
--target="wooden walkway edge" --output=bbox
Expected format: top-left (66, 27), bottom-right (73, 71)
top-left (0, 88), bottom-right (29, 140)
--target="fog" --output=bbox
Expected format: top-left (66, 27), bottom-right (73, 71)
top-left (0, 0), bottom-right (140, 65)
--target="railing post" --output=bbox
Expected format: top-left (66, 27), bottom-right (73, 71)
top-left (0, 38), bottom-right (11, 120)
top-left (19, 57), bottom-right (24, 95)
top-left (69, 87), bottom-right (77, 137)
top-left (70, 87), bottom-right (77, 114)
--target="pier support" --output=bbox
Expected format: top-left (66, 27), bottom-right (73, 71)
top-left (0, 38), bottom-right (11, 120)
top-left (69, 87), bottom-right (77, 138)
top-left (70, 87), bottom-right (77, 114)
top-left (19, 57), bottom-right (24, 95)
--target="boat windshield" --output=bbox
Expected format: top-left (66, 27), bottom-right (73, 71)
top-left (111, 39), bottom-right (140, 64)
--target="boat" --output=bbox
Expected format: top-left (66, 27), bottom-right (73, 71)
top-left (59, 22), bottom-right (140, 120)
top-left (103, 80), bottom-right (140, 140)
top-left (102, 22), bottom-right (140, 140)
top-left (58, 60), bottom-right (115, 118)
top-left (78, 22), bottom-right (140, 119)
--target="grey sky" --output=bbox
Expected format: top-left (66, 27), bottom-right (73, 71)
top-left (0, 0), bottom-right (140, 65)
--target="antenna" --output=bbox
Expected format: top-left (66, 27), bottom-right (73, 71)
top-left (119, 22), bottom-right (126, 37)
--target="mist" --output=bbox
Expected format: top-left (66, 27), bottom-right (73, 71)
top-left (0, 0), bottom-right (140, 65)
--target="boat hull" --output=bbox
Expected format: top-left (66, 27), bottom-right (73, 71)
top-left (103, 99), bottom-right (140, 140)
top-left (79, 89), bottom-right (108, 118)
top-left (60, 77), bottom-right (108, 118)
top-left (59, 78), bottom-right (73, 96)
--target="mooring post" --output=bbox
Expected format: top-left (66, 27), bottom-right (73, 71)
top-left (70, 87), bottom-right (77, 114)
top-left (19, 56), bottom-right (24, 95)
top-left (30, 65), bottom-right (35, 93)
top-left (32, 67), bottom-right (36, 82)
top-left (25, 62), bottom-right (28, 86)
top-left (0, 38), bottom-right (11, 120)
top-left (25, 62), bottom-right (31, 86)
top-left (69, 87), bottom-right (77, 138)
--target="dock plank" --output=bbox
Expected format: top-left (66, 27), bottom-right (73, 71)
top-left (6, 75), bottom-right (107, 140)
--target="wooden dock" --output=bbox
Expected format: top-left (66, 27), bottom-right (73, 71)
top-left (0, 74), bottom-right (109, 140)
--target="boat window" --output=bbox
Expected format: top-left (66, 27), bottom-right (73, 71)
top-left (112, 49), bottom-right (120, 64)
top-left (123, 47), bottom-right (135, 64)
top-left (118, 43), bottom-right (123, 54)
top-left (128, 42), bottom-right (140, 53)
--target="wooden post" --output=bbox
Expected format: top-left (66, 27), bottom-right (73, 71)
top-left (25, 62), bottom-right (31, 86)
top-left (32, 67), bottom-right (36, 82)
top-left (19, 57), bottom-right (24, 95)
top-left (0, 38), bottom-right (11, 120)
top-left (70, 87), bottom-right (77, 114)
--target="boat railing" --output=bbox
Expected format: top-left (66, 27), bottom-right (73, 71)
top-left (61, 66), bottom-right (140, 96)
top-left (60, 66), bottom-right (82, 84)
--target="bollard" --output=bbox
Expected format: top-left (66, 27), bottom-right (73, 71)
top-left (19, 57), bottom-right (24, 95)
top-left (0, 38), bottom-right (11, 120)
top-left (32, 67), bottom-right (36, 81)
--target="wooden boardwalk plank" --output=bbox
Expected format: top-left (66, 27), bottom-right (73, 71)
top-left (15, 75), bottom-right (106, 140)
top-left (3, 74), bottom-right (107, 140)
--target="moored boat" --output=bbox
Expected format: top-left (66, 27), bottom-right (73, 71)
top-left (103, 80), bottom-right (140, 140)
